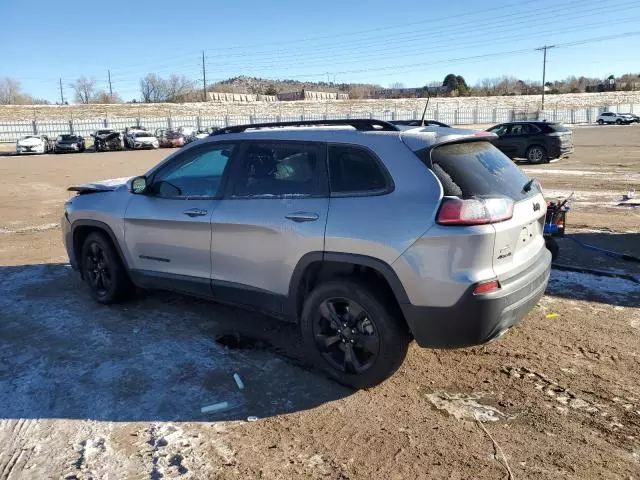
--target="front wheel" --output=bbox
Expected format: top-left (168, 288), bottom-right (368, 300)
top-left (81, 232), bottom-right (133, 304)
top-left (616, 119), bottom-right (622, 125)
top-left (300, 280), bottom-right (410, 389)
top-left (597, 119), bottom-right (604, 125)
top-left (526, 145), bottom-right (548, 164)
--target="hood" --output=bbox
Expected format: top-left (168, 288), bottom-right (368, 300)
top-left (57, 139), bottom-right (79, 144)
top-left (68, 177), bottom-right (131, 194)
top-left (18, 137), bottom-right (44, 146)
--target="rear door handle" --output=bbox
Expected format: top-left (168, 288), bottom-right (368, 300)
top-left (285, 211), bottom-right (319, 223)
top-left (183, 208), bottom-right (208, 217)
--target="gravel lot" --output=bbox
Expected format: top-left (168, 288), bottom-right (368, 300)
top-left (0, 126), bottom-right (639, 479)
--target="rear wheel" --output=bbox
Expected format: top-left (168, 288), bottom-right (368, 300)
top-left (300, 280), bottom-right (410, 389)
top-left (616, 119), bottom-right (622, 125)
top-left (526, 145), bottom-right (548, 164)
top-left (81, 232), bottom-right (132, 304)
top-left (597, 119), bottom-right (604, 125)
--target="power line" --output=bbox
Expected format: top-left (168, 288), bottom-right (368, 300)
top-left (202, 51), bottom-right (207, 102)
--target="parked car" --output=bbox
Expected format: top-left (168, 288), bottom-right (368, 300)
top-left (596, 112), bottom-right (634, 125)
top-left (16, 135), bottom-right (54, 154)
top-left (124, 126), bottom-right (148, 148)
top-left (128, 130), bottom-right (159, 149)
top-left (186, 128), bottom-right (213, 144)
top-left (619, 113), bottom-right (640, 123)
top-left (92, 129), bottom-right (124, 152)
top-left (486, 121), bottom-right (574, 164)
top-left (62, 119), bottom-right (551, 388)
top-left (54, 134), bottom-right (86, 153)
top-left (177, 126), bottom-right (197, 143)
top-left (155, 129), bottom-right (186, 148)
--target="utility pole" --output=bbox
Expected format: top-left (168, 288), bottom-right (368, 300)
top-left (536, 45), bottom-right (555, 110)
top-left (202, 51), bottom-right (207, 102)
top-left (59, 78), bottom-right (64, 104)
top-left (108, 70), bottom-right (113, 102)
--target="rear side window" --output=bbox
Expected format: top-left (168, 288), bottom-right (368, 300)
top-left (328, 145), bottom-right (390, 194)
top-left (421, 142), bottom-right (539, 201)
top-left (545, 123), bottom-right (569, 132)
top-left (232, 142), bottom-right (320, 197)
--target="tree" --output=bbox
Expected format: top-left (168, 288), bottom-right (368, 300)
top-left (442, 73), bottom-right (459, 91)
top-left (0, 77), bottom-right (22, 104)
top-left (70, 76), bottom-right (96, 104)
top-left (264, 85), bottom-right (278, 96)
top-left (442, 74), bottom-right (469, 96)
top-left (93, 90), bottom-right (122, 104)
top-left (140, 73), bottom-right (168, 103)
top-left (166, 74), bottom-right (195, 102)
top-left (389, 82), bottom-right (405, 89)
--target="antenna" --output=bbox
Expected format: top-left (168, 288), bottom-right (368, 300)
top-left (420, 87), bottom-right (431, 126)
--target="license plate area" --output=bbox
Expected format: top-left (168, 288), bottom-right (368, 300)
top-left (518, 221), bottom-right (537, 246)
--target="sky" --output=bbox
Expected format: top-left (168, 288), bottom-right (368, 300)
top-left (1, 0), bottom-right (639, 103)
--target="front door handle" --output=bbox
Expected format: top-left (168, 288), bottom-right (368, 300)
top-left (285, 211), bottom-right (319, 223)
top-left (183, 208), bottom-right (208, 217)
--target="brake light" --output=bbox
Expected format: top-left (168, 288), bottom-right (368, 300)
top-left (473, 280), bottom-right (500, 295)
top-left (437, 197), bottom-right (514, 225)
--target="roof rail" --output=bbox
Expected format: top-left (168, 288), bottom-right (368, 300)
top-left (210, 119), bottom-right (400, 135)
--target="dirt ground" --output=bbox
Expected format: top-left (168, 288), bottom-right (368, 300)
top-left (0, 126), bottom-right (639, 479)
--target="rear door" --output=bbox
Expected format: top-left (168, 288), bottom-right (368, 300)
top-left (210, 140), bottom-right (329, 315)
top-left (488, 124), bottom-right (517, 157)
top-left (429, 141), bottom-right (547, 281)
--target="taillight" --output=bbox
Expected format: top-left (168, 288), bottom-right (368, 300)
top-left (437, 197), bottom-right (514, 226)
top-left (473, 280), bottom-right (500, 295)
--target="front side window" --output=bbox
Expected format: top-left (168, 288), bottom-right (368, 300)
top-left (232, 142), bottom-right (320, 197)
top-left (488, 125), bottom-right (508, 135)
top-left (328, 145), bottom-right (389, 194)
top-left (151, 143), bottom-right (235, 198)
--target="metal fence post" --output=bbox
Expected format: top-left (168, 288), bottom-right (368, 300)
top-left (454, 109), bottom-right (458, 125)
top-left (32, 120), bottom-right (38, 135)
top-left (69, 120), bottom-right (74, 135)
top-left (492, 108), bottom-right (497, 123)
top-left (473, 108), bottom-right (477, 124)
top-left (167, 116), bottom-right (172, 130)
top-left (249, 115), bottom-right (254, 124)
top-left (392, 111), bottom-right (397, 121)
top-left (225, 115), bottom-right (230, 127)
top-left (571, 109), bottom-right (575, 124)
top-left (103, 118), bottom-right (108, 128)
top-left (196, 115), bottom-right (202, 131)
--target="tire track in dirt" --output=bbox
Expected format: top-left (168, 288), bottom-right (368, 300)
top-left (0, 419), bottom-right (37, 480)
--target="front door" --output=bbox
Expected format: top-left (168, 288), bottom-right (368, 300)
top-left (123, 142), bottom-right (237, 296)
top-left (210, 140), bottom-right (329, 315)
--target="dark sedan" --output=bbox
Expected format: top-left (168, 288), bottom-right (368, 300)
top-left (486, 121), bottom-right (574, 164)
top-left (54, 134), bottom-right (86, 153)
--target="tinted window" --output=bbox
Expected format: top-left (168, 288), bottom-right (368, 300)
top-left (420, 141), bottom-right (539, 201)
top-left (488, 124), bottom-right (508, 135)
top-left (328, 145), bottom-right (389, 194)
top-left (232, 142), bottom-right (319, 197)
top-left (151, 143), bottom-right (234, 198)
top-left (545, 122), bottom-right (569, 132)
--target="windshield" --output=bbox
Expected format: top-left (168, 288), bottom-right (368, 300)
top-left (21, 135), bottom-right (39, 140)
top-left (416, 141), bottom-right (539, 201)
top-left (58, 135), bottom-right (75, 141)
top-left (97, 130), bottom-right (113, 135)
top-left (135, 132), bottom-right (153, 138)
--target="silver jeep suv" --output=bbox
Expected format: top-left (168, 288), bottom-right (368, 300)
top-left (62, 119), bottom-right (551, 388)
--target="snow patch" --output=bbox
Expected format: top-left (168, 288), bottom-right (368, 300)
top-left (547, 270), bottom-right (639, 301)
top-left (426, 392), bottom-right (505, 422)
top-left (0, 222), bottom-right (59, 234)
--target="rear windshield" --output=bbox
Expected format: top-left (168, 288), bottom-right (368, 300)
top-left (417, 141), bottom-right (539, 201)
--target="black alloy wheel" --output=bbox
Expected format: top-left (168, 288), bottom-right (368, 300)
top-left (313, 297), bottom-right (380, 375)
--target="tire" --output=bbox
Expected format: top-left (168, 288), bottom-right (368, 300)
top-left (597, 119), bottom-right (604, 125)
top-left (81, 232), bottom-right (133, 304)
top-left (300, 279), bottom-right (410, 389)
top-left (545, 236), bottom-right (559, 262)
top-left (526, 145), bottom-right (548, 164)
top-left (616, 119), bottom-right (622, 125)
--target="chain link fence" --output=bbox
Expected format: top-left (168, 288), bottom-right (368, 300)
top-left (1, 104), bottom-right (639, 143)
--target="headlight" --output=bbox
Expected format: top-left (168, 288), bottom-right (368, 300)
top-left (71, 143), bottom-right (77, 148)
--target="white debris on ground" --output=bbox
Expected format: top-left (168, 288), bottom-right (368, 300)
top-left (0, 222), bottom-right (59, 234)
top-left (425, 392), bottom-right (506, 422)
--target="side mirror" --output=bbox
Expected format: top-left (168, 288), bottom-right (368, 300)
top-left (130, 176), bottom-right (148, 194)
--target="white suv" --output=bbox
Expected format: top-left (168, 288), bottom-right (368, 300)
top-left (597, 112), bottom-right (634, 125)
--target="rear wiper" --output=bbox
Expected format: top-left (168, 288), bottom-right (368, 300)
top-left (522, 178), bottom-right (536, 193)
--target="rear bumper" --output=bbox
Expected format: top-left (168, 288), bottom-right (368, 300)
top-left (401, 248), bottom-right (551, 348)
